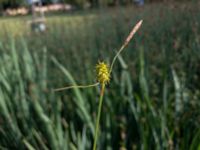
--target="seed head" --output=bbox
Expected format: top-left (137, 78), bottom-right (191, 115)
top-left (96, 61), bottom-right (110, 85)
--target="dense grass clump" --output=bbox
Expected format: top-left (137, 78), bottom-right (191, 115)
top-left (0, 2), bottom-right (200, 150)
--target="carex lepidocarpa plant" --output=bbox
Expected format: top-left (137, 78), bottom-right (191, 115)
top-left (54, 20), bottom-right (143, 150)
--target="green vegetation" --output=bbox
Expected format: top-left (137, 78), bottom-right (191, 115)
top-left (0, 3), bottom-right (200, 150)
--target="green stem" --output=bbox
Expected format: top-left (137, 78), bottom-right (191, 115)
top-left (54, 82), bottom-right (99, 92)
top-left (109, 44), bottom-right (126, 74)
top-left (93, 83), bottom-right (105, 150)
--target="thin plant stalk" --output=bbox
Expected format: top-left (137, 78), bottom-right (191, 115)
top-left (93, 83), bottom-right (105, 150)
top-left (54, 83), bottom-right (99, 92)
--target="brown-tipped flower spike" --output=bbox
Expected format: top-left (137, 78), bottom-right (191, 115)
top-left (96, 61), bottom-right (110, 85)
top-left (124, 20), bottom-right (143, 47)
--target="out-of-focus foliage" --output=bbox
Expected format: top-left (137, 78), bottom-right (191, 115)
top-left (0, 0), bottom-right (25, 9)
top-left (0, 0), bottom-right (195, 9)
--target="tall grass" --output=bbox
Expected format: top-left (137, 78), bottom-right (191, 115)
top-left (0, 2), bottom-right (200, 149)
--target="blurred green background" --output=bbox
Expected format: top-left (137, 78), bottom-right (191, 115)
top-left (0, 1), bottom-right (200, 150)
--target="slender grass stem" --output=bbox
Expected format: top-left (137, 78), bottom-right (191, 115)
top-left (54, 83), bottom-right (99, 92)
top-left (93, 83), bottom-right (105, 150)
top-left (109, 44), bottom-right (126, 74)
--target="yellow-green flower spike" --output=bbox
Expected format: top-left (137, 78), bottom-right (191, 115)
top-left (96, 61), bottom-right (110, 85)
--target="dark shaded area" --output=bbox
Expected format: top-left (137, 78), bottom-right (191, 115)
top-left (0, 0), bottom-right (195, 11)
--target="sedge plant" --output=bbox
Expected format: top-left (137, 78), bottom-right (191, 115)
top-left (54, 20), bottom-right (143, 150)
